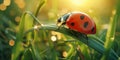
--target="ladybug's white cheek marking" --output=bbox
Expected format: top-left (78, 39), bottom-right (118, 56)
top-left (61, 17), bottom-right (64, 22)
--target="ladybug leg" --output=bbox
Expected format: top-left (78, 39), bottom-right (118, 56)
top-left (69, 29), bottom-right (79, 37)
top-left (56, 22), bottom-right (66, 30)
top-left (69, 29), bottom-right (89, 44)
top-left (56, 17), bottom-right (62, 29)
top-left (82, 34), bottom-right (88, 44)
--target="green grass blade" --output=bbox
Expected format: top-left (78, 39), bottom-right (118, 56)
top-left (12, 12), bottom-right (34, 60)
top-left (21, 49), bottom-right (33, 60)
top-left (101, 0), bottom-right (120, 60)
top-left (24, 12), bottom-right (34, 46)
top-left (30, 42), bottom-right (42, 60)
top-left (34, 0), bottom-right (46, 16)
top-left (11, 12), bottom-right (26, 60)
top-left (25, 24), bottom-right (119, 60)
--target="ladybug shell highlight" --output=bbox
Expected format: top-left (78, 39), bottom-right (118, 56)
top-left (57, 12), bottom-right (96, 34)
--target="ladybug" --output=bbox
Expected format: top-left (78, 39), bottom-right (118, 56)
top-left (57, 12), bottom-right (96, 34)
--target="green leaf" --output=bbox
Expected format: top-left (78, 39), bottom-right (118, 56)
top-left (30, 42), bottom-right (42, 60)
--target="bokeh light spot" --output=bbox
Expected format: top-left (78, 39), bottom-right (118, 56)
top-left (9, 39), bottom-right (15, 46)
top-left (63, 51), bottom-right (67, 57)
top-left (3, 0), bottom-right (11, 6)
top-left (112, 9), bottom-right (116, 15)
top-left (110, 37), bottom-right (114, 41)
top-left (0, 4), bottom-right (6, 11)
top-left (51, 31), bottom-right (61, 40)
top-left (14, 0), bottom-right (25, 9)
top-left (15, 16), bottom-right (21, 22)
top-left (48, 11), bottom-right (56, 19)
top-left (51, 35), bottom-right (57, 41)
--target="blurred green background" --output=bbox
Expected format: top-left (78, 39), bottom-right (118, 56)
top-left (0, 0), bottom-right (120, 60)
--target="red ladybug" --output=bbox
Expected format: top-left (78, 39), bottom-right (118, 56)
top-left (57, 12), bottom-right (96, 34)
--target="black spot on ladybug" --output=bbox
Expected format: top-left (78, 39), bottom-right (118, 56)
top-left (70, 22), bottom-right (75, 26)
top-left (84, 22), bottom-right (88, 28)
top-left (91, 27), bottom-right (94, 32)
top-left (80, 15), bottom-right (85, 20)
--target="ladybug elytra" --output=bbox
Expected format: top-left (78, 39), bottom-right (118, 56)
top-left (57, 12), bottom-right (96, 34)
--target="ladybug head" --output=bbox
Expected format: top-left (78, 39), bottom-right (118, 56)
top-left (57, 13), bottom-right (71, 26)
top-left (57, 17), bottom-right (63, 26)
